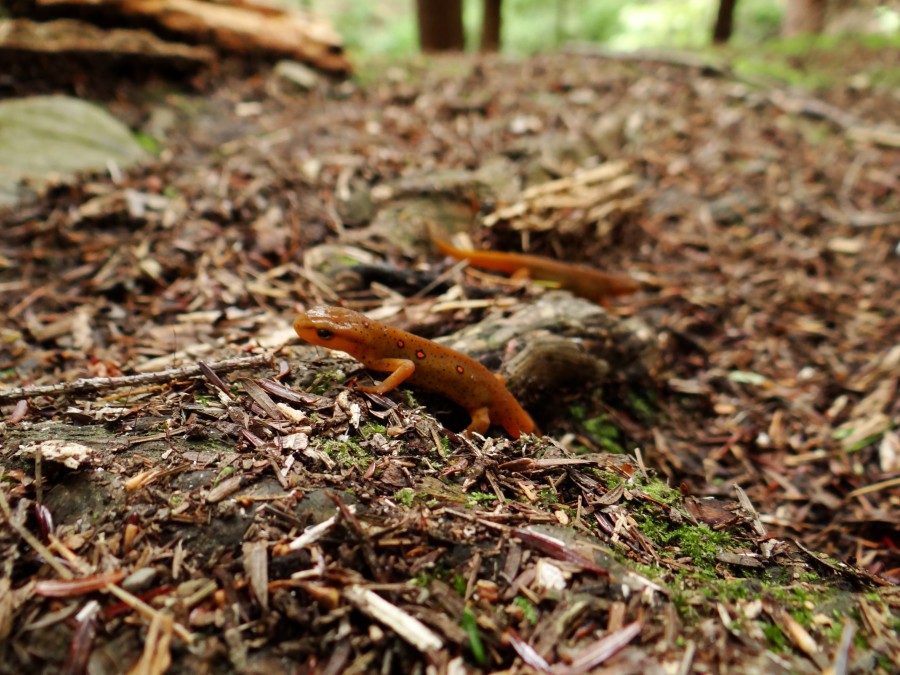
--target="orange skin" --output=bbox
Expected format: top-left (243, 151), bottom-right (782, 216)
top-left (294, 306), bottom-right (538, 439)
top-left (431, 233), bottom-right (640, 302)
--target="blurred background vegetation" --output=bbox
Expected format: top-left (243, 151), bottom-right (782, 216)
top-left (295, 0), bottom-right (899, 90)
top-left (300, 0), bottom-right (898, 57)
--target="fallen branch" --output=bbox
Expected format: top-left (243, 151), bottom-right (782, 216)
top-left (766, 88), bottom-right (900, 150)
top-left (0, 353), bottom-right (273, 402)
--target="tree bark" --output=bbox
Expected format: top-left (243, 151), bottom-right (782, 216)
top-left (415, 0), bottom-right (465, 52)
top-left (480, 0), bottom-right (502, 52)
top-left (712, 0), bottom-right (738, 44)
top-left (782, 0), bottom-right (827, 36)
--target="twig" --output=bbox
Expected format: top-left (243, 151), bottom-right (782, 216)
top-left (767, 88), bottom-right (900, 150)
top-left (344, 585), bottom-right (443, 653)
top-left (0, 353), bottom-right (273, 402)
top-left (826, 152), bottom-right (900, 227)
top-left (105, 583), bottom-right (194, 644)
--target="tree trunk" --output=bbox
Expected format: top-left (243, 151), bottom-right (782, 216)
top-left (415, 0), bottom-right (465, 52)
top-left (712, 0), bottom-right (738, 44)
top-left (782, 0), bottom-right (827, 36)
top-left (480, 0), bottom-right (502, 52)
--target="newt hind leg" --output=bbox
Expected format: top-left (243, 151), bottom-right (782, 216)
top-left (464, 407), bottom-right (491, 438)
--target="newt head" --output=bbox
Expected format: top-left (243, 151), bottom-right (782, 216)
top-left (293, 306), bottom-right (372, 356)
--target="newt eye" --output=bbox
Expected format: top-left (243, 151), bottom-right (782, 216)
top-left (316, 329), bottom-right (333, 340)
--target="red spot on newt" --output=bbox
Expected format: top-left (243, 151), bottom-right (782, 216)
top-left (293, 306), bottom-right (538, 439)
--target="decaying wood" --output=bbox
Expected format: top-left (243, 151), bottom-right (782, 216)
top-left (32, 0), bottom-right (351, 72)
top-left (0, 18), bottom-right (213, 64)
top-left (482, 160), bottom-right (643, 232)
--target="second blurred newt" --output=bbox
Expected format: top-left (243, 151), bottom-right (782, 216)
top-left (431, 228), bottom-right (640, 303)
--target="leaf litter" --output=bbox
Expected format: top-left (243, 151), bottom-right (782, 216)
top-left (1, 49), bottom-right (899, 673)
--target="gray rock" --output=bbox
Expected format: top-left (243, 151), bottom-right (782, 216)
top-left (0, 95), bottom-right (147, 206)
top-left (272, 59), bottom-right (320, 91)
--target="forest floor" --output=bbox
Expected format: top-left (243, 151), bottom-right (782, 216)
top-left (1, 45), bottom-right (899, 673)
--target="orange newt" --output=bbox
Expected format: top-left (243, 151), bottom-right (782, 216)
top-left (293, 306), bottom-right (538, 439)
top-left (430, 227), bottom-right (640, 303)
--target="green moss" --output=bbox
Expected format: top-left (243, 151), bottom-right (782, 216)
top-left (637, 512), bottom-right (734, 569)
top-left (466, 491), bottom-right (498, 508)
top-left (583, 414), bottom-right (620, 441)
top-left (319, 437), bottom-right (374, 467)
top-left (395, 488), bottom-right (415, 507)
top-left (627, 390), bottom-right (659, 422)
top-left (308, 368), bottom-right (349, 395)
top-left (635, 476), bottom-right (681, 506)
top-left (360, 422), bottom-right (387, 438)
top-left (701, 579), bottom-right (750, 602)
top-left (399, 389), bottom-right (419, 409)
top-left (603, 473), bottom-right (624, 490)
top-left (570, 406), bottom-right (626, 454)
top-left (512, 596), bottom-right (538, 625)
top-left (538, 488), bottom-right (558, 506)
top-left (683, 526), bottom-right (734, 567)
top-left (452, 574), bottom-right (467, 597)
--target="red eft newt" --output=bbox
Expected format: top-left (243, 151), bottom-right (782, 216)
top-left (430, 228), bottom-right (640, 303)
top-left (293, 306), bottom-right (538, 439)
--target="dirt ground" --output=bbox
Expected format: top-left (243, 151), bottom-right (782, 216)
top-left (1, 46), bottom-right (899, 673)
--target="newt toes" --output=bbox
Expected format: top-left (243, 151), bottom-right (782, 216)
top-left (293, 306), bottom-right (539, 440)
top-left (429, 225), bottom-right (639, 302)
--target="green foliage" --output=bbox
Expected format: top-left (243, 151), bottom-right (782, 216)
top-left (134, 132), bottom-right (163, 155)
top-left (452, 573), bottom-right (468, 596)
top-left (301, 0), bottom-right (900, 61)
top-left (461, 608), bottom-right (486, 663)
top-left (734, 0), bottom-right (784, 43)
top-left (732, 57), bottom-right (836, 90)
top-left (496, 0), bottom-right (623, 54)
top-left (611, 0), bottom-right (714, 50)
top-left (213, 465), bottom-right (234, 486)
